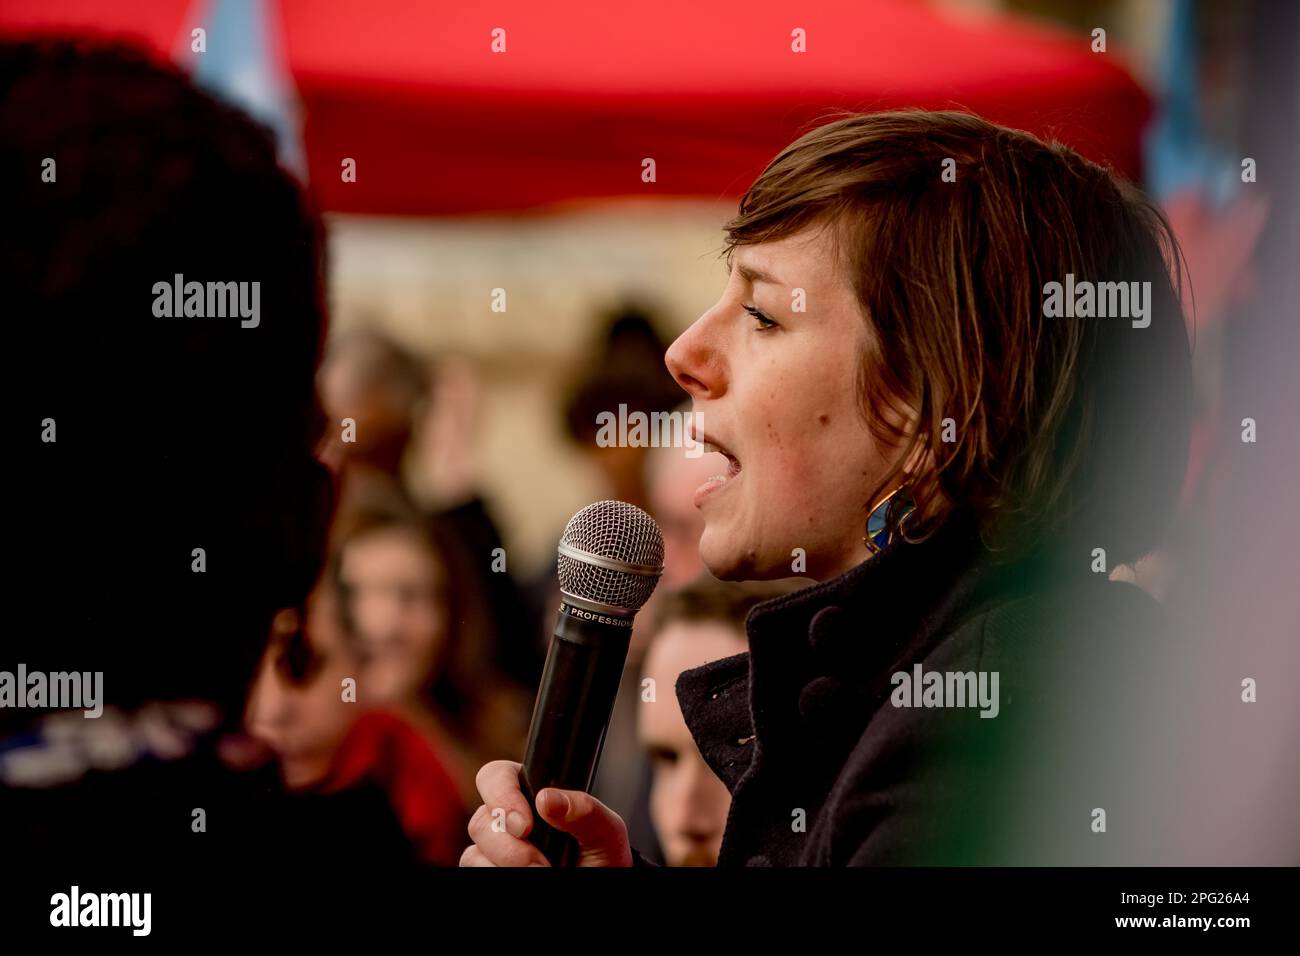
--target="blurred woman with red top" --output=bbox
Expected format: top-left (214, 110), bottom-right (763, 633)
top-left (245, 559), bottom-right (468, 866)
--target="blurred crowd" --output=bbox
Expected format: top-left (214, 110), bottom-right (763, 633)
top-left (246, 312), bottom-right (807, 867)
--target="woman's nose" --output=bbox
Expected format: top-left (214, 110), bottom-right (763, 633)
top-left (665, 313), bottom-right (724, 401)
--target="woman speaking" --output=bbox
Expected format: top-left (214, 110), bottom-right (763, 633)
top-left (462, 110), bottom-right (1193, 866)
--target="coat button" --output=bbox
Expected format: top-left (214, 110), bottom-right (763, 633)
top-left (808, 605), bottom-right (846, 657)
top-left (797, 675), bottom-right (845, 722)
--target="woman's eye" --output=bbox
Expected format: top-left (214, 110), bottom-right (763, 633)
top-left (743, 304), bottom-right (778, 331)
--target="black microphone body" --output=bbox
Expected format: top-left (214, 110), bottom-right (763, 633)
top-left (518, 599), bottom-right (634, 866)
top-left (516, 500), bottom-right (664, 867)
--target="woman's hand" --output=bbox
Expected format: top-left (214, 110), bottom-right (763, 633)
top-left (460, 760), bottom-right (633, 867)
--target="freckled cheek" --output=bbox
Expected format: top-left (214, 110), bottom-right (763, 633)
top-left (740, 368), bottom-right (850, 497)
top-left (800, 410), bottom-right (876, 500)
top-left (749, 430), bottom-right (830, 510)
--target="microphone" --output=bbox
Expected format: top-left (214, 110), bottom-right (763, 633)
top-left (518, 500), bottom-right (664, 866)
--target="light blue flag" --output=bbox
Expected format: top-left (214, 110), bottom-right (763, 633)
top-left (1144, 0), bottom-right (1236, 208)
top-left (175, 0), bottom-right (307, 181)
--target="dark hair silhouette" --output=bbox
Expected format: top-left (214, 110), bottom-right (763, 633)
top-left (2, 39), bottom-right (334, 720)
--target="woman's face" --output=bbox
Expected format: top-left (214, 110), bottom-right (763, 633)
top-left (338, 526), bottom-right (448, 705)
top-left (665, 223), bottom-right (899, 582)
top-left (245, 583), bottom-right (359, 790)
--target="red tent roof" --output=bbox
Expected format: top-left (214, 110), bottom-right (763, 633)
top-left (1, 0), bottom-right (1151, 215)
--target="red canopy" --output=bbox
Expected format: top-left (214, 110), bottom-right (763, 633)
top-left (1, 0), bottom-right (1151, 215)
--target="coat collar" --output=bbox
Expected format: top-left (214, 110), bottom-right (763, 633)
top-left (675, 509), bottom-right (1079, 790)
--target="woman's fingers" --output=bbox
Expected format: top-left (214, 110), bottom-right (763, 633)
top-left (459, 844), bottom-right (493, 867)
top-left (465, 807), bottom-right (550, 866)
top-left (536, 788), bottom-right (633, 867)
top-left (463, 761), bottom-right (632, 867)
top-left (467, 760), bottom-right (551, 867)
top-left (474, 759), bottom-right (534, 837)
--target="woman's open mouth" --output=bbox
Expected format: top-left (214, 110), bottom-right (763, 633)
top-left (694, 439), bottom-right (742, 508)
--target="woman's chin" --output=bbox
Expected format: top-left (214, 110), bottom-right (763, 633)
top-left (699, 527), bottom-right (781, 582)
top-left (280, 756), bottom-right (328, 791)
top-left (702, 557), bottom-right (748, 582)
top-left (698, 530), bottom-right (747, 581)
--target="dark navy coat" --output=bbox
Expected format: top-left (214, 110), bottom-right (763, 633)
top-left (633, 509), bottom-right (1179, 866)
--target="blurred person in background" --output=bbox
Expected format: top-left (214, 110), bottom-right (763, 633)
top-left (635, 575), bottom-right (805, 867)
top-left (247, 585), bottom-right (360, 791)
top-left (317, 326), bottom-right (430, 509)
top-left (321, 329), bottom-right (544, 688)
top-left (246, 572), bottom-right (468, 866)
top-left (330, 495), bottom-right (532, 804)
top-left (559, 303), bottom-right (685, 513)
top-left (415, 355), bottom-right (546, 687)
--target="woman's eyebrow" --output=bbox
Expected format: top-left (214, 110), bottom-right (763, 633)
top-left (729, 259), bottom-right (784, 287)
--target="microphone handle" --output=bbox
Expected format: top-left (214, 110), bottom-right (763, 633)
top-left (518, 602), bottom-right (634, 867)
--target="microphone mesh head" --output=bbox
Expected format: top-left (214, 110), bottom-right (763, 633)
top-left (557, 500), bottom-right (664, 612)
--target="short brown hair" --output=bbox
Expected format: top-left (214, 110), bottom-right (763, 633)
top-left (722, 110), bottom-right (1193, 566)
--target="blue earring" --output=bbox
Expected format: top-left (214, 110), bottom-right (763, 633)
top-left (864, 484), bottom-right (916, 555)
